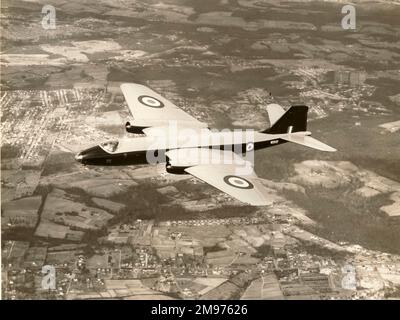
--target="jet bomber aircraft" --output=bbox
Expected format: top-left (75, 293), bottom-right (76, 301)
top-left (75, 83), bottom-right (336, 206)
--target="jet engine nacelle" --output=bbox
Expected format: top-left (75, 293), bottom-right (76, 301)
top-left (125, 121), bottom-right (147, 134)
top-left (166, 158), bottom-right (187, 175)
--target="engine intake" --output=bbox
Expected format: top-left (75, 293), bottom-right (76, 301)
top-left (125, 121), bottom-right (147, 134)
top-left (166, 158), bottom-right (187, 175)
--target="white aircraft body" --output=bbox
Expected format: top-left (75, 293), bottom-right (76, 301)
top-left (76, 83), bottom-right (336, 206)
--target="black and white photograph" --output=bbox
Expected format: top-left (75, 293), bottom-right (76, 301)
top-left (1, 0), bottom-right (399, 305)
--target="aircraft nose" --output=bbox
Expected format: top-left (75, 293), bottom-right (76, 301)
top-left (75, 145), bottom-right (109, 164)
top-left (75, 152), bottom-right (84, 162)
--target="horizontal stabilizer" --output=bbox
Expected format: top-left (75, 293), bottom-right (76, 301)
top-left (281, 133), bottom-right (337, 152)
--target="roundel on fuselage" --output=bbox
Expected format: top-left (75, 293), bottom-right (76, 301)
top-left (137, 95), bottom-right (165, 108)
top-left (223, 175), bottom-right (254, 189)
top-left (246, 142), bottom-right (254, 152)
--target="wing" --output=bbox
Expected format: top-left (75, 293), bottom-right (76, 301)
top-left (120, 83), bottom-right (207, 128)
top-left (185, 164), bottom-right (271, 206)
top-left (166, 148), bottom-right (271, 206)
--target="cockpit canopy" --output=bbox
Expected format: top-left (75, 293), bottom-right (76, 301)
top-left (100, 140), bottom-right (119, 153)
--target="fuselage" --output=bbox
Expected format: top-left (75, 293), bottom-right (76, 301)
top-left (75, 130), bottom-right (287, 166)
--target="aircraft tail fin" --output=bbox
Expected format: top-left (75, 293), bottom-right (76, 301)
top-left (263, 104), bottom-right (336, 152)
top-left (263, 105), bottom-right (308, 134)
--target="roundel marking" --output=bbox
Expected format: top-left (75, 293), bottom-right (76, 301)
top-left (138, 95), bottom-right (164, 108)
top-left (246, 142), bottom-right (254, 152)
top-left (223, 175), bottom-right (254, 189)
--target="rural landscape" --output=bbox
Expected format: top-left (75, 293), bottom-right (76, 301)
top-left (1, 0), bottom-right (400, 300)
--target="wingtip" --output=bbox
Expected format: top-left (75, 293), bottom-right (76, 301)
top-left (324, 146), bottom-right (337, 152)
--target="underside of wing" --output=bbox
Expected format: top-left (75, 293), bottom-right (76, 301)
top-left (120, 83), bottom-right (207, 128)
top-left (143, 125), bottom-right (210, 137)
top-left (184, 162), bottom-right (272, 206)
top-left (166, 148), bottom-right (247, 168)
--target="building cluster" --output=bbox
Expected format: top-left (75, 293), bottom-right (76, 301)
top-left (3, 209), bottom-right (399, 300)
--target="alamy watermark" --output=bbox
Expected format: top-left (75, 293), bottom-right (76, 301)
top-left (41, 5), bottom-right (56, 30)
top-left (341, 264), bottom-right (357, 290)
top-left (144, 121), bottom-right (256, 175)
top-left (41, 265), bottom-right (56, 290)
top-left (341, 5), bottom-right (356, 30)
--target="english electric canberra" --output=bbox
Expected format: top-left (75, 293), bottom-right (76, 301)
top-left (75, 83), bottom-right (336, 206)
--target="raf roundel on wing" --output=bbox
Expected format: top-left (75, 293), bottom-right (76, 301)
top-left (223, 175), bottom-right (254, 189)
top-left (138, 95), bottom-right (165, 108)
